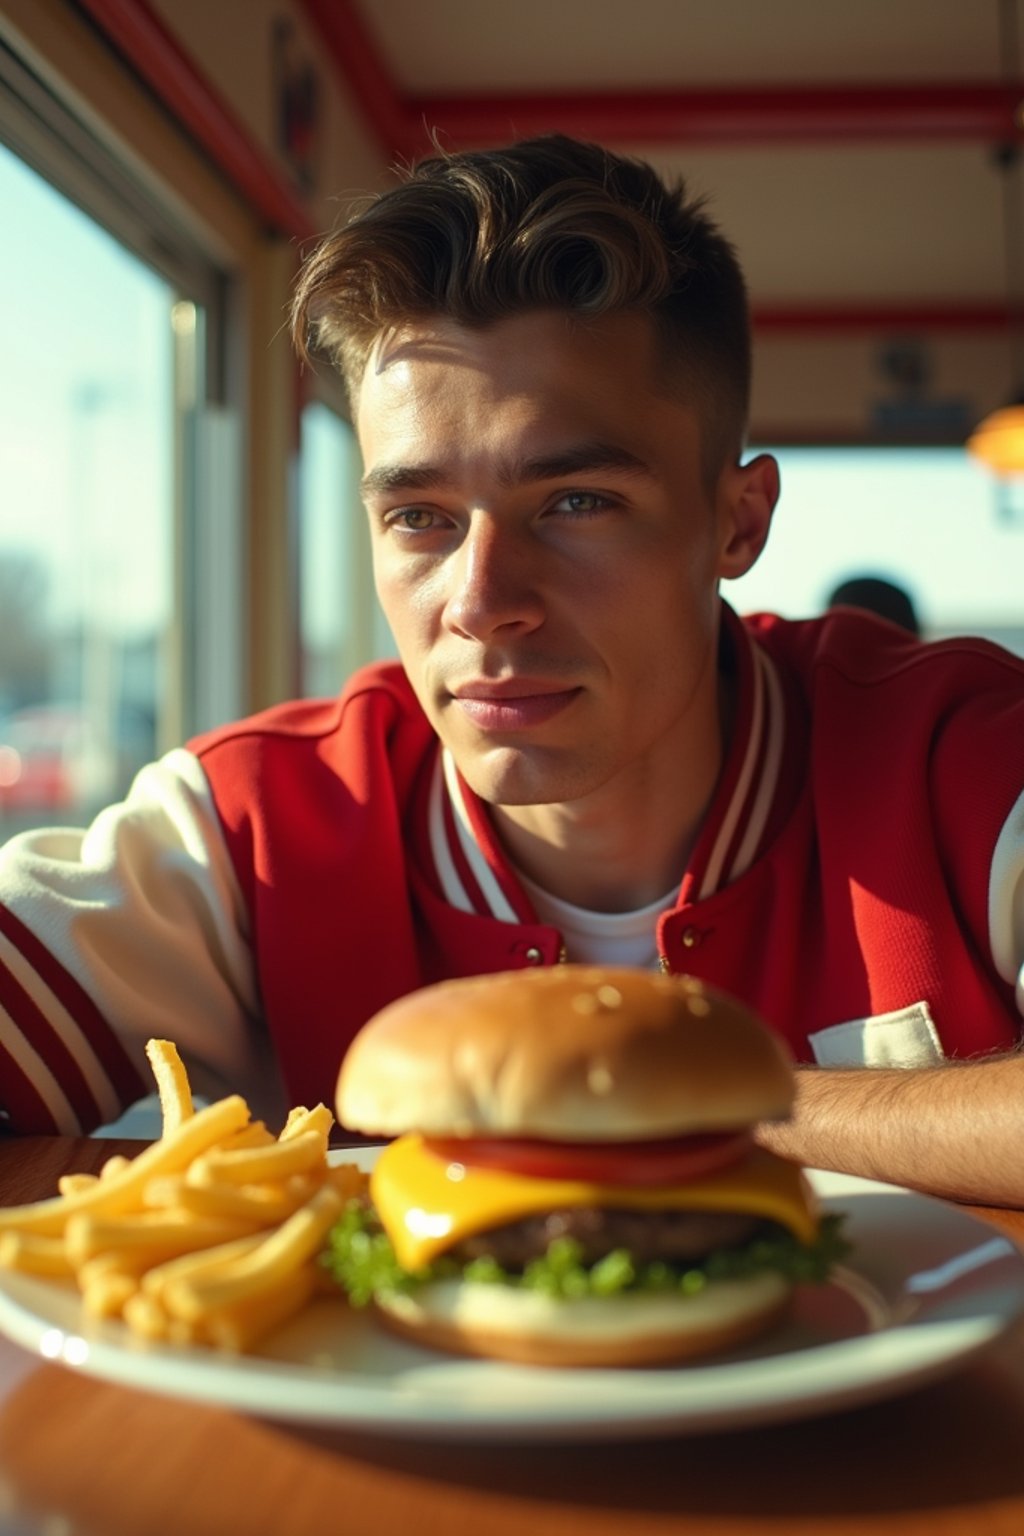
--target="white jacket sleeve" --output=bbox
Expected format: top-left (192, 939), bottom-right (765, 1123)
top-left (989, 785), bottom-right (1024, 1018)
top-left (0, 748), bottom-right (281, 1134)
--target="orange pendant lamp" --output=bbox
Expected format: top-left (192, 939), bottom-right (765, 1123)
top-left (966, 399), bottom-right (1024, 473)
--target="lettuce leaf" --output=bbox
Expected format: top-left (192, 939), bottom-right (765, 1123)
top-left (320, 1200), bottom-right (850, 1307)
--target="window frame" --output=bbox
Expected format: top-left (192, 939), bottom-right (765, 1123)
top-left (0, 11), bottom-right (270, 742)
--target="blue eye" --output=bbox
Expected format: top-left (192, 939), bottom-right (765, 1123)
top-left (554, 491), bottom-right (609, 516)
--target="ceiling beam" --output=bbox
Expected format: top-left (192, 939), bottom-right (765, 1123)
top-left (403, 84), bottom-right (1024, 153)
top-left (753, 304), bottom-right (1015, 333)
top-left (296, 3), bottom-right (1024, 157)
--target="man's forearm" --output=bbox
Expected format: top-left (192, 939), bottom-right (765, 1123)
top-left (756, 1052), bottom-right (1024, 1207)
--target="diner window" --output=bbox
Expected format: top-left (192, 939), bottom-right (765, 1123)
top-left (0, 142), bottom-right (180, 837)
top-left (0, 30), bottom-right (241, 840)
top-left (298, 399), bottom-right (395, 698)
top-left (726, 447), bottom-right (1024, 656)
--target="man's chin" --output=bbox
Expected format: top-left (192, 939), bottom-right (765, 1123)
top-left (448, 742), bottom-right (601, 809)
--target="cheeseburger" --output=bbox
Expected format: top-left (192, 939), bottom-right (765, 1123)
top-left (326, 966), bottom-right (845, 1366)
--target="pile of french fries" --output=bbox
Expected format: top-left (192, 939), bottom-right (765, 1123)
top-left (0, 1041), bottom-right (366, 1352)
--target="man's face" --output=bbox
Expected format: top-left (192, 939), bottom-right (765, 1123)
top-left (356, 309), bottom-right (773, 811)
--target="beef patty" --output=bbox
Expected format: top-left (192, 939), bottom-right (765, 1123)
top-left (449, 1207), bottom-right (764, 1269)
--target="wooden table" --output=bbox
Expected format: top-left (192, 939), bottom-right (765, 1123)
top-left (3, 1137), bottom-right (1024, 1536)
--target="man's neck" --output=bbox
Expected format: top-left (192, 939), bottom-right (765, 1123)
top-left (490, 670), bottom-right (737, 914)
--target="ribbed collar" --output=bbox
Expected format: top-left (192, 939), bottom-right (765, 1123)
top-left (425, 602), bottom-right (788, 921)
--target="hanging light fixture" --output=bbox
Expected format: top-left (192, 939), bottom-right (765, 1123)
top-left (965, 398), bottom-right (1024, 472)
top-left (967, 1), bottom-right (1024, 474)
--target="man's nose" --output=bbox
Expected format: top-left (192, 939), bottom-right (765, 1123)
top-left (442, 515), bottom-right (545, 640)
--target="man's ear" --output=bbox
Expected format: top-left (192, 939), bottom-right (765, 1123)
top-left (716, 453), bottom-right (780, 580)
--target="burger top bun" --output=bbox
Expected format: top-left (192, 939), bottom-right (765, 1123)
top-left (336, 966), bottom-right (794, 1141)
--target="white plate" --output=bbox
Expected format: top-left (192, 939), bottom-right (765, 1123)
top-left (1, 1155), bottom-right (1022, 1442)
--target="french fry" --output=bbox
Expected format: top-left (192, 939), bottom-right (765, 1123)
top-left (139, 1175), bottom-right (188, 1210)
top-left (145, 1039), bottom-right (194, 1133)
top-left (140, 1233), bottom-right (264, 1302)
top-left (279, 1103), bottom-right (333, 1147)
top-left (186, 1130), bottom-right (327, 1188)
top-left (278, 1106), bottom-right (308, 1138)
top-left (214, 1121), bottom-right (275, 1151)
top-left (147, 1178), bottom-right (308, 1225)
top-left (57, 1156), bottom-right (130, 1196)
top-left (0, 1232), bottom-right (75, 1278)
top-left (100, 1155), bottom-right (132, 1181)
top-left (81, 1270), bottom-right (139, 1319)
top-left (77, 1251), bottom-right (153, 1290)
top-left (0, 1039), bottom-right (356, 1353)
top-left (0, 1095), bottom-right (251, 1237)
top-left (123, 1290), bottom-right (170, 1340)
top-left (58, 1173), bottom-right (99, 1197)
top-left (65, 1211), bottom-right (258, 1269)
top-left (204, 1265), bottom-right (318, 1352)
top-left (164, 1185), bottom-right (344, 1322)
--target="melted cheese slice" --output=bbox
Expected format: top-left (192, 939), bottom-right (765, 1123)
top-left (371, 1134), bottom-right (819, 1273)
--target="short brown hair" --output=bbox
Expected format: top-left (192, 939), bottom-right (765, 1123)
top-left (291, 135), bottom-right (751, 475)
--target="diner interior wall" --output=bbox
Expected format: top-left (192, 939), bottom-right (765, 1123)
top-left (750, 334), bottom-right (1010, 445)
top-left (146, 0), bottom-right (388, 235)
top-left (5, 0), bottom-right (1014, 445)
top-left (639, 139), bottom-right (1012, 440)
top-left (140, 2), bottom-right (1015, 441)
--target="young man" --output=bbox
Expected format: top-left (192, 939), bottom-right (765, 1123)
top-left (1, 137), bottom-right (1022, 1205)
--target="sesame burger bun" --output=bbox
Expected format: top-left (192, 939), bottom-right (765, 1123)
top-left (333, 968), bottom-right (806, 1367)
top-left (335, 965), bottom-right (795, 1141)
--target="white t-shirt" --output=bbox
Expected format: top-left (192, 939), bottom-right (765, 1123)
top-left (516, 868), bottom-right (677, 969)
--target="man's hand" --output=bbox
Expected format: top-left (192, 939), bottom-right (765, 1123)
top-left (755, 1052), bottom-right (1024, 1208)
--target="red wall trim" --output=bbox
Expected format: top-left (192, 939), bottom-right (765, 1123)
top-left (74, 0), bottom-right (315, 240)
top-left (402, 84), bottom-right (1024, 152)
top-left (753, 304), bottom-right (1014, 334)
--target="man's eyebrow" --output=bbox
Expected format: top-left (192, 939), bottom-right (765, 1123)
top-left (360, 462), bottom-right (447, 497)
top-left (360, 442), bottom-right (652, 498)
top-left (502, 443), bottom-right (653, 485)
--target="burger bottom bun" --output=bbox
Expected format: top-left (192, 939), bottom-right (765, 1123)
top-left (373, 1271), bottom-right (793, 1368)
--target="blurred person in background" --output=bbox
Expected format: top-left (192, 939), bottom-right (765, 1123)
top-left (827, 575), bottom-right (921, 637)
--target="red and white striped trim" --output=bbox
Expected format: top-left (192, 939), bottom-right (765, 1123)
top-left (428, 750), bottom-right (529, 921)
top-left (426, 616), bottom-right (788, 921)
top-left (696, 641), bottom-right (785, 899)
top-left (427, 750), bottom-right (481, 915)
top-left (0, 906), bottom-right (140, 1134)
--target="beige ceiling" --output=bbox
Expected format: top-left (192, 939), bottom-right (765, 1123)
top-left (359, 0), bottom-right (1004, 91)
top-left (346, 0), bottom-right (1019, 315)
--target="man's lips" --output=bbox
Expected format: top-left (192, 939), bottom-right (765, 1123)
top-left (450, 681), bottom-right (582, 730)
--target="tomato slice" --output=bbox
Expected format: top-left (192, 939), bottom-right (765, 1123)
top-left (422, 1130), bottom-right (752, 1186)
